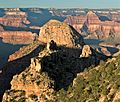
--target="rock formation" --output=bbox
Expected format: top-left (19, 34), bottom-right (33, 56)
top-left (30, 58), bottom-right (42, 72)
top-left (101, 21), bottom-right (120, 36)
top-left (0, 31), bottom-right (35, 39)
top-left (46, 40), bottom-right (57, 51)
top-left (1, 18), bottom-right (108, 101)
top-left (3, 66), bottom-right (55, 102)
top-left (0, 17), bottom-right (28, 27)
top-left (85, 11), bottom-right (101, 33)
top-left (0, 31), bottom-right (36, 44)
top-left (64, 15), bottom-right (87, 33)
top-left (2, 40), bottom-right (105, 102)
top-left (80, 45), bottom-right (92, 58)
top-left (1, 9), bottom-right (120, 102)
top-left (8, 41), bottom-right (40, 62)
top-left (64, 11), bottom-right (120, 40)
top-left (0, 8), bottom-right (29, 27)
top-left (38, 20), bottom-right (84, 48)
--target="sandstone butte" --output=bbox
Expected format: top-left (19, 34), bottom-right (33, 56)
top-left (64, 11), bottom-right (120, 38)
top-left (8, 20), bottom-right (84, 62)
top-left (38, 19), bottom-right (84, 48)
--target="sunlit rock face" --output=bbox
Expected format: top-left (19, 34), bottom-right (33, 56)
top-left (80, 45), bottom-right (92, 58)
top-left (101, 21), bottom-right (120, 36)
top-left (64, 11), bottom-right (120, 40)
top-left (0, 31), bottom-right (36, 44)
top-left (64, 15), bottom-right (87, 33)
top-left (0, 17), bottom-right (29, 27)
top-left (38, 20), bottom-right (84, 48)
top-left (85, 11), bottom-right (101, 33)
top-left (0, 8), bottom-right (29, 27)
top-left (64, 11), bottom-right (101, 33)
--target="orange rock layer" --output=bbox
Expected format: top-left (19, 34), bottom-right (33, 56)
top-left (0, 17), bottom-right (30, 27)
top-left (64, 11), bottom-right (120, 38)
top-left (0, 31), bottom-right (35, 40)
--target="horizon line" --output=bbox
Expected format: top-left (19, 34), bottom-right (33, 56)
top-left (0, 7), bottom-right (120, 9)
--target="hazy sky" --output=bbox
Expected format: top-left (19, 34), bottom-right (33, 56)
top-left (0, 0), bottom-right (120, 8)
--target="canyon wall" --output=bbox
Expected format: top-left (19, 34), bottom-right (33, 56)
top-left (0, 17), bottom-right (29, 27)
top-left (0, 31), bottom-right (36, 44)
top-left (64, 16), bottom-right (86, 33)
top-left (0, 31), bottom-right (35, 39)
top-left (64, 11), bottom-right (120, 39)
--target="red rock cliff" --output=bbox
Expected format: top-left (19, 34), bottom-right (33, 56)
top-left (64, 15), bottom-right (86, 33)
top-left (85, 11), bottom-right (101, 33)
top-left (0, 31), bottom-right (35, 40)
top-left (0, 16), bottom-right (30, 27)
top-left (64, 11), bottom-right (120, 39)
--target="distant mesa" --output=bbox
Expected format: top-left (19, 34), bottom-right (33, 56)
top-left (38, 19), bottom-right (84, 48)
top-left (0, 31), bottom-right (36, 44)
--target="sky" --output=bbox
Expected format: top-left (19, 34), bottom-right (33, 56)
top-left (0, 0), bottom-right (120, 8)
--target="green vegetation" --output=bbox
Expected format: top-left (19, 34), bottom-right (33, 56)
top-left (55, 55), bottom-right (120, 102)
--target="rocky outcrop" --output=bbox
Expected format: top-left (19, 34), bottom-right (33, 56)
top-left (64, 11), bottom-right (101, 33)
top-left (8, 41), bottom-right (40, 62)
top-left (3, 67), bottom-right (55, 102)
top-left (2, 40), bottom-right (106, 102)
top-left (5, 8), bottom-right (27, 17)
top-left (46, 40), bottom-right (57, 51)
top-left (30, 58), bottom-right (42, 72)
top-left (0, 8), bottom-right (30, 27)
top-left (38, 20), bottom-right (84, 48)
top-left (2, 45), bottom-right (58, 102)
top-left (80, 45), bottom-right (92, 58)
top-left (110, 13), bottom-right (120, 21)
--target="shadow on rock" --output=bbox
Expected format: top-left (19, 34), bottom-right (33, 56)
top-left (0, 44), bottom-right (44, 101)
top-left (40, 45), bottom-right (107, 91)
